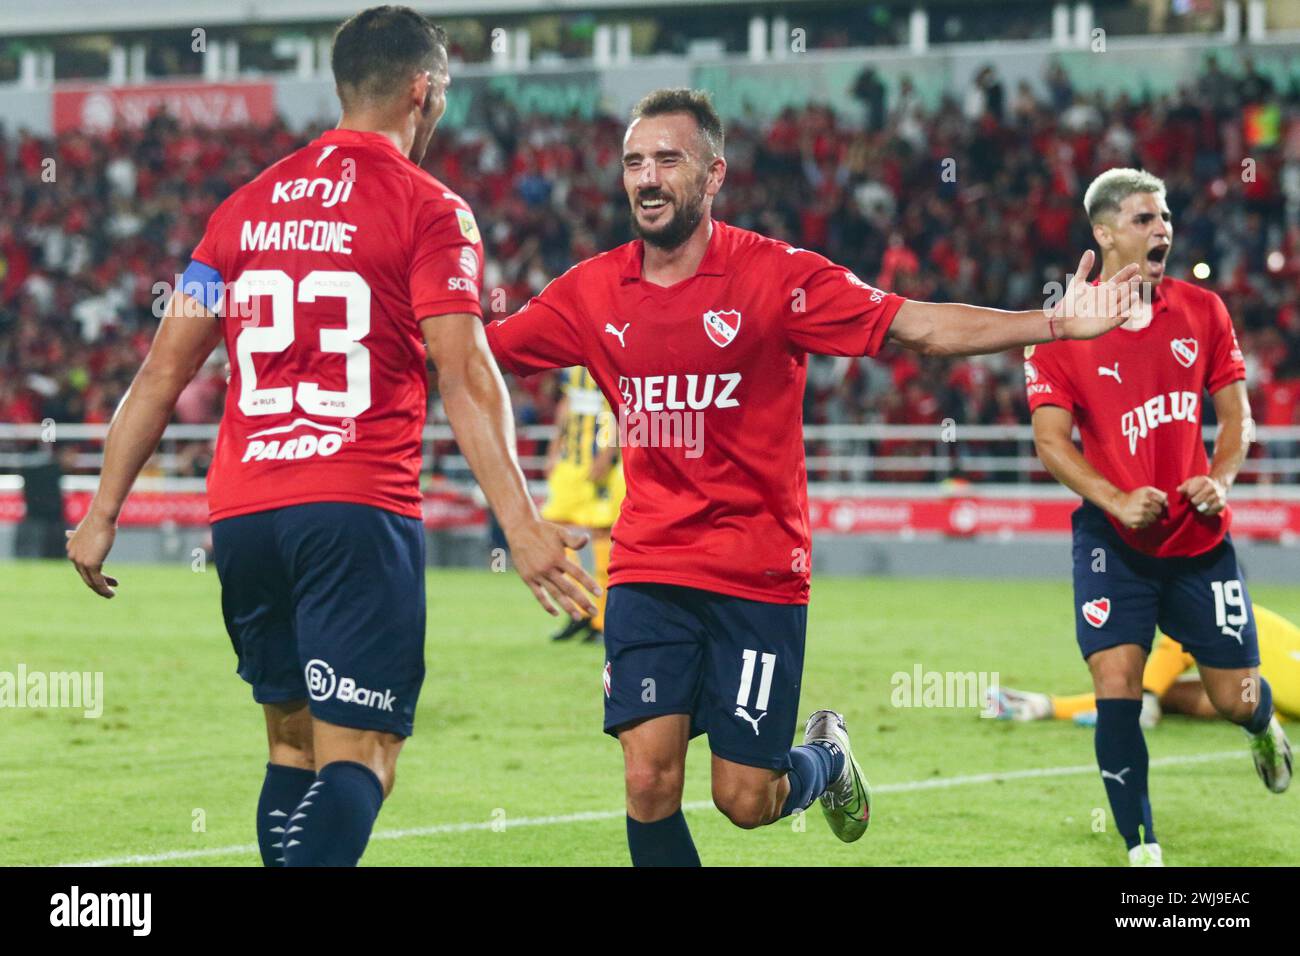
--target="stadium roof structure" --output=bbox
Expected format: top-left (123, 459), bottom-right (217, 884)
top-left (3, 0), bottom-right (1009, 38)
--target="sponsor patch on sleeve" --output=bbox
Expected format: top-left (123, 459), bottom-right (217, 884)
top-left (455, 208), bottom-right (480, 243)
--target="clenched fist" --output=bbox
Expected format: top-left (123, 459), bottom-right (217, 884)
top-left (1177, 475), bottom-right (1228, 517)
top-left (1111, 486), bottom-right (1167, 530)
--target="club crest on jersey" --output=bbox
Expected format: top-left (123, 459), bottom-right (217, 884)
top-left (1082, 598), bottom-right (1111, 629)
top-left (703, 309), bottom-right (741, 348)
top-left (1170, 337), bottom-right (1199, 368)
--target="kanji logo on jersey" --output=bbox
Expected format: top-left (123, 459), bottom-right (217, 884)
top-left (1170, 337), bottom-right (1199, 368)
top-left (703, 309), bottom-right (741, 348)
top-left (1082, 597), bottom-right (1111, 628)
top-left (270, 175), bottom-right (354, 208)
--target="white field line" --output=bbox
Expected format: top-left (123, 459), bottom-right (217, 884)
top-left (60, 749), bottom-right (1246, 867)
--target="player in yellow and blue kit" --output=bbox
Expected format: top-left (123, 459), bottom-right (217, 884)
top-left (542, 367), bottom-right (626, 642)
top-left (990, 603), bottom-right (1300, 726)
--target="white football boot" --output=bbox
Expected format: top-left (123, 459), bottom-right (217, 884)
top-left (1128, 843), bottom-right (1164, 867)
top-left (803, 710), bottom-right (871, 842)
top-left (1247, 715), bottom-right (1293, 794)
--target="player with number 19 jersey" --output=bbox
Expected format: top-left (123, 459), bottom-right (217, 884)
top-left (190, 128), bottom-right (485, 523)
top-left (1025, 276), bottom-right (1245, 558)
top-left (1027, 275), bottom-right (1258, 675)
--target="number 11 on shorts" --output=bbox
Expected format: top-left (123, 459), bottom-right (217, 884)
top-left (737, 649), bottom-right (776, 711)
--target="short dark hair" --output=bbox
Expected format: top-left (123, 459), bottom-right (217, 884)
top-left (332, 5), bottom-right (448, 108)
top-left (630, 88), bottom-right (725, 159)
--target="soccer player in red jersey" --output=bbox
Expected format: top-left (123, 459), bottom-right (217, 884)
top-left (486, 88), bottom-right (1143, 865)
top-left (1027, 167), bottom-right (1292, 867)
top-left (65, 7), bottom-right (596, 867)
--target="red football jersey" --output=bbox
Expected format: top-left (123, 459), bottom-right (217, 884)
top-left (1025, 276), bottom-right (1246, 557)
top-left (190, 129), bottom-right (485, 521)
top-left (486, 220), bottom-right (905, 604)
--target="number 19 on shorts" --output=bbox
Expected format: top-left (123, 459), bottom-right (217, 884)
top-left (1210, 580), bottom-right (1248, 629)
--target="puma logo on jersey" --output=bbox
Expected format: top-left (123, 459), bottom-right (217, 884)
top-left (734, 706), bottom-right (766, 735)
top-left (618, 373), bottom-right (741, 413)
top-left (605, 322), bottom-right (630, 348)
top-left (271, 176), bottom-right (354, 208)
top-left (1101, 767), bottom-right (1131, 786)
top-left (1120, 391), bottom-right (1199, 455)
top-left (1221, 625), bottom-right (1244, 644)
top-left (1098, 363), bottom-right (1122, 383)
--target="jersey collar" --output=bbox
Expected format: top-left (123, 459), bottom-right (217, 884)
top-left (619, 218), bottom-right (730, 283)
top-left (315, 128), bottom-right (407, 161)
top-left (1090, 274), bottom-right (1172, 319)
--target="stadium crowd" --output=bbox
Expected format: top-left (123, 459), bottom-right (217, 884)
top-left (1, 56), bottom-right (1299, 481)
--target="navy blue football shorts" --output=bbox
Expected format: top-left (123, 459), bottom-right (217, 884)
top-left (602, 582), bottom-right (808, 771)
top-left (212, 502), bottom-right (426, 737)
top-left (1071, 502), bottom-right (1259, 670)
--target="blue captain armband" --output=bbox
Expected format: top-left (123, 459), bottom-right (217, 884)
top-left (179, 260), bottom-right (225, 313)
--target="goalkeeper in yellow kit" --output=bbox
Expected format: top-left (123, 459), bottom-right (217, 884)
top-left (541, 367), bottom-right (626, 642)
top-left (990, 604), bottom-right (1300, 727)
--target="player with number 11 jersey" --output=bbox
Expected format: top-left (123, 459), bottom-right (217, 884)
top-left (486, 88), bottom-right (1145, 867)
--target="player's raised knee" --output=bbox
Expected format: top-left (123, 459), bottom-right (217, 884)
top-left (711, 783), bottom-right (775, 830)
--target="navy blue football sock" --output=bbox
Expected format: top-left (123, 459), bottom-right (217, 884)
top-left (282, 761), bottom-right (384, 867)
top-left (781, 740), bottom-right (845, 817)
top-left (626, 810), bottom-right (701, 867)
top-left (256, 762), bottom-right (317, 866)
top-left (1095, 698), bottom-right (1156, 850)
top-left (1243, 677), bottom-right (1275, 735)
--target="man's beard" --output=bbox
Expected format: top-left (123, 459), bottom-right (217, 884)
top-left (633, 186), bottom-right (707, 250)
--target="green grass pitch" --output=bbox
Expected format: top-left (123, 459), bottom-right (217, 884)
top-left (2, 560), bottom-right (1296, 866)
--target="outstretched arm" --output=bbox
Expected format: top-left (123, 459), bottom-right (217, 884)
top-left (422, 313), bottom-right (598, 619)
top-left (67, 292), bottom-right (223, 597)
top-left (887, 251), bottom-right (1141, 357)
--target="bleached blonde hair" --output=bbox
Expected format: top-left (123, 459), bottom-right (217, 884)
top-left (1083, 167), bottom-right (1167, 224)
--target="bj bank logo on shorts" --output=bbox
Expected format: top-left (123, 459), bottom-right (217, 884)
top-left (305, 658), bottom-right (395, 712)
